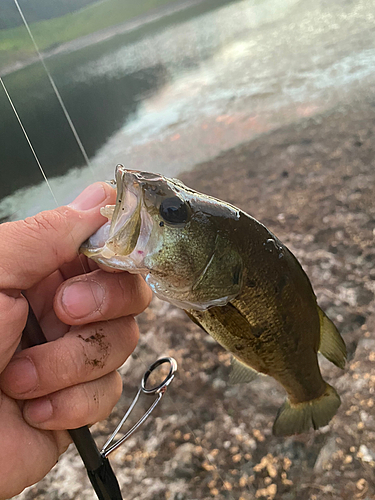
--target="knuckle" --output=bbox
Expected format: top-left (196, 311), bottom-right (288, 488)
top-left (52, 338), bottom-right (83, 386)
top-left (0, 292), bottom-right (27, 325)
top-left (106, 372), bottom-right (123, 411)
top-left (119, 316), bottom-right (139, 352)
top-left (118, 273), bottom-right (152, 313)
top-left (98, 372), bottom-right (122, 420)
top-left (23, 211), bottom-right (64, 237)
top-left (71, 385), bottom-right (93, 425)
top-left (73, 373), bottom-right (122, 426)
top-left (26, 209), bottom-right (77, 257)
top-left (21, 211), bottom-right (71, 265)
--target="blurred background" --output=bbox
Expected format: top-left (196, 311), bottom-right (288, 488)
top-left (1, 0), bottom-right (374, 219)
top-left (1, 0), bottom-right (374, 498)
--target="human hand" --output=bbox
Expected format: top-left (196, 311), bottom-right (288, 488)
top-left (0, 182), bottom-right (152, 498)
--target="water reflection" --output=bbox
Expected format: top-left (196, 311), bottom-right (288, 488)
top-left (0, 63), bottom-right (168, 199)
top-left (0, 0), bottom-right (238, 204)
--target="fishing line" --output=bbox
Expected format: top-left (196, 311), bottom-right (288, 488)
top-left (13, 0), bottom-right (92, 172)
top-left (0, 76), bottom-right (58, 207)
top-left (2, 6), bottom-right (121, 497)
top-left (0, 72), bottom-right (101, 306)
top-left (6, 2), bottom-right (111, 339)
top-left (5, 0), bottom-right (102, 286)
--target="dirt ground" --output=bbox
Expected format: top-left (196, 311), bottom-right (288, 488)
top-left (19, 98), bottom-right (375, 500)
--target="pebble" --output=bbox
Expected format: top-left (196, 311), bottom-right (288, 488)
top-left (358, 444), bottom-right (375, 463)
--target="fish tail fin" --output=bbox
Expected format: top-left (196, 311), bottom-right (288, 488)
top-left (318, 307), bottom-right (347, 369)
top-left (272, 383), bottom-right (341, 436)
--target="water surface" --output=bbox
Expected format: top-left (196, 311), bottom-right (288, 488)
top-left (1, 0), bottom-right (374, 220)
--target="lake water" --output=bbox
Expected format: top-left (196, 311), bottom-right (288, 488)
top-left (1, 0), bottom-right (374, 221)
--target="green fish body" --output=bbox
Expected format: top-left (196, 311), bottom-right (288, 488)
top-left (81, 166), bottom-right (346, 436)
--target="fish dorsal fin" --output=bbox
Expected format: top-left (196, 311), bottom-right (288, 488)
top-left (230, 357), bottom-right (259, 385)
top-left (318, 307), bottom-right (347, 369)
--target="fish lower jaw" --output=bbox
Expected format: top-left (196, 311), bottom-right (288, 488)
top-left (86, 244), bottom-right (147, 274)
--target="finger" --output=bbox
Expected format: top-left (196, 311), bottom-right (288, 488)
top-left (0, 182), bottom-right (116, 290)
top-left (25, 270), bottom-right (69, 342)
top-left (24, 257), bottom-right (103, 342)
top-left (59, 254), bottom-right (99, 281)
top-left (0, 316), bottom-right (138, 399)
top-left (0, 393), bottom-right (71, 498)
top-left (0, 292), bottom-right (28, 372)
top-left (23, 371), bottom-right (123, 430)
top-left (55, 270), bottom-right (152, 325)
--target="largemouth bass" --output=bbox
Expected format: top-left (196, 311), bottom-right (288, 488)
top-left (81, 165), bottom-right (346, 436)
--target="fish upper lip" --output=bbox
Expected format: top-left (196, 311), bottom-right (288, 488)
top-left (105, 171), bottom-right (143, 254)
top-left (108, 168), bottom-right (138, 233)
top-left (116, 166), bottom-right (164, 184)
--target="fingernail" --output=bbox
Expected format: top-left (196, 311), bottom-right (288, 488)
top-left (25, 397), bottom-right (53, 424)
top-left (62, 280), bottom-right (105, 319)
top-left (5, 357), bottom-right (38, 394)
top-left (68, 183), bottom-right (107, 211)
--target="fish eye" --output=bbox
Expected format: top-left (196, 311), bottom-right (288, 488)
top-left (159, 197), bottom-right (189, 224)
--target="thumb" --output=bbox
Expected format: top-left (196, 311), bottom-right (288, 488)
top-left (0, 182), bottom-right (115, 290)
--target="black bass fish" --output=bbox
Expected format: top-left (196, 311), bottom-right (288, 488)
top-left (81, 165), bottom-right (346, 436)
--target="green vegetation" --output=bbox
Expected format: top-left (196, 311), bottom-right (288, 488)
top-left (0, 0), bottom-right (179, 71)
top-left (0, 0), bottom-right (100, 29)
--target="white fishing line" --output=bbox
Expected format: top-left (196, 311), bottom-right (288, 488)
top-left (0, 76), bottom-right (58, 207)
top-left (4, 2), bottom-right (108, 321)
top-left (13, 0), bottom-right (93, 172)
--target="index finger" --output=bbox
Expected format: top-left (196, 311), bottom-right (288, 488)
top-left (0, 182), bottom-right (115, 291)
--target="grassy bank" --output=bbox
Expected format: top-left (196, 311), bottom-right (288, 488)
top-left (0, 0), bottom-right (179, 71)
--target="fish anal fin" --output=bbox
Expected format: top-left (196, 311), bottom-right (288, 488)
top-left (318, 307), bottom-right (346, 369)
top-left (230, 357), bottom-right (259, 385)
top-left (272, 383), bottom-right (341, 436)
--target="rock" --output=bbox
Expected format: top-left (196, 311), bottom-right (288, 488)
top-left (164, 443), bottom-right (198, 479)
top-left (314, 437), bottom-right (339, 472)
top-left (358, 444), bottom-right (375, 463)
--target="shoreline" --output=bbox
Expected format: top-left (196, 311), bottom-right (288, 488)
top-left (0, 0), bottom-right (215, 77)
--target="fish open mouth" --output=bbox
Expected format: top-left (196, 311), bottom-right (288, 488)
top-left (80, 166), bottom-right (154, 273)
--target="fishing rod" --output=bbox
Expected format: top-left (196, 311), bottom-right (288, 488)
top-left (22, 297), bottom-right (177, 499)
top-left (22, 300), bottom-right (122, 499)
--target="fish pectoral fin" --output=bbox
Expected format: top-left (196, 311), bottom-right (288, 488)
top-left (184, 310), bottom-right (206, 330)
top-left (272, 383), bottom-right (341, 436)
top-left (229, 357), bottom-right (259, 385)
top-left (318, 307), bottom-right (347, 369)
